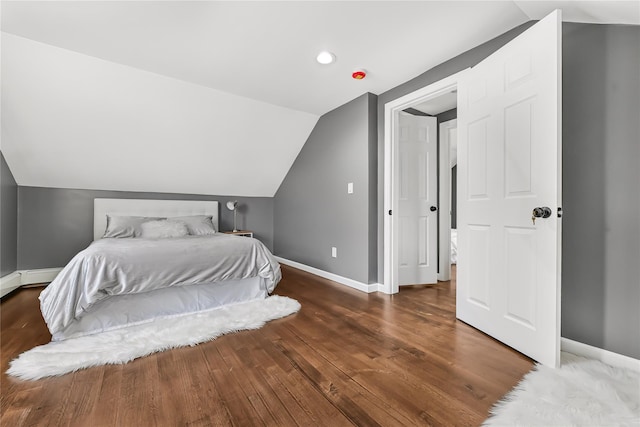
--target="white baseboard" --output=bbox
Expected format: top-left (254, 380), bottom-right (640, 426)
top-left (0, 272), bottom-right (22, 298)
top-left (0, 268), bottom-right (62, 297)
top-left (275, 257), bottom-right (381, 293)
top-left (20, 268), bottom-right (63, 285)
top-left (561, 337), bottom-right (640, 372)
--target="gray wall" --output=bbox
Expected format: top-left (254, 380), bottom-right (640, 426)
top-left (561, 23), bottom-right (640, 359)
top-left (1, 151), bottom-right (18, 277)
top-left (436, 108), bottom-right (457, 124)
top-left (274, 93), bottom-right (377, 284)
top-left (17, 186), bottom-right (274, 270)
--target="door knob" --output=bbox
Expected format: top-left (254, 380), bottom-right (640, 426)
top-left (532, 207), bottom-right (552, 218)
top-left (531, 206), bottom-right (552, 225)
top-left (430, 206), bottom-right (437, 212)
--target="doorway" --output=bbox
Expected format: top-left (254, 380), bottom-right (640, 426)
top-left (383, 71), bottom-right (465, 295)
top-left (402, 102), bottom-right (457, 285)
top-left (384, 10), bottom-right (562, 367)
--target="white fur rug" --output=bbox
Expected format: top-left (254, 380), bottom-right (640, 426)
top-left (484, 352), bottom-right (640, 426)
top-left (7, 295), bottom-right (300, 380)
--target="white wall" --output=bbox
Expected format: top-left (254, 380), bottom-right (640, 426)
top-left (1, 33), bottom-right (318, 197)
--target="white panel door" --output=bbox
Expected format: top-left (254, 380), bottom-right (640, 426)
top-left (396, 113), bottom-right (438, 286)
top-left (456, 10), bottom-right (562, 367)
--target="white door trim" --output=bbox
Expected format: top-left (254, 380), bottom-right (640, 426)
top-left (383, 70), bottom-right (468, 294)
top-left (438, 119), bottom-right (457, 282)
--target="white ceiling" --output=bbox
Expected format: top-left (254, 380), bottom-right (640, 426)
top-left (3, 1), bottom-right (636, 116)
top-left (1, 1), bottom-right (637, 196)
top-left (1, 1), bottom-right (531, 115)
top-left (1, 32), bottom-right (319, 196)
top-left (413, 91), bottom-right (458, 116)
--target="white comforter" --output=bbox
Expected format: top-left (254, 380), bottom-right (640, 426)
top-left (40, 234), bottom-right (281, 338)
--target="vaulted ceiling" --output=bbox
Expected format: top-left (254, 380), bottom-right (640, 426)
top-left (2, 1), bottom-right (637, 196)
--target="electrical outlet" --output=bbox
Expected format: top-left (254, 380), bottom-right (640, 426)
top-left (331, 247), bottom-right (337, 258)
top-left (347, 182), bottom-right (354, 194)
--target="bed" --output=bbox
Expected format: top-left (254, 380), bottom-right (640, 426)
top-left (451, 228), bottom-right (457, 264)
top-left (39, 198), bottom-right (281, 341)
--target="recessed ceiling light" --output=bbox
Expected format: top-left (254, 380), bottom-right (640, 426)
top-left (316, 51), bottom-right (335, 65)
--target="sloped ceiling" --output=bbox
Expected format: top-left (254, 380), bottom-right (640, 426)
top-left (1, 33), bottom-right (318, 196)
top-left (1, 1), bottom-right (637, 196)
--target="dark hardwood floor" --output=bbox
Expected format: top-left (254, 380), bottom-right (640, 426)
top-left (1, 265), bottom-right (533, 426)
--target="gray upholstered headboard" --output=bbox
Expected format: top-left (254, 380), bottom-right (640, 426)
top-left (93, 199), bottom-right (219, 240)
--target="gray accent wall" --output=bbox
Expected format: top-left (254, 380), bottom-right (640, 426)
top-left (561, 23), bottom-right (640, 359)
top-left (436, 108), bottom-right (457, 124)
top-left (1, 151), bottom-right (18, 277)
top-left (17, 186), bottom-right (274, 270)
top-left (274, 93), bottom-right (377, 284)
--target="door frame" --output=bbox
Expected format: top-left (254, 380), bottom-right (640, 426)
top-left (438, 118), bottom-right (457, 282)
top-left (383, 70), bottom-right (467, 294)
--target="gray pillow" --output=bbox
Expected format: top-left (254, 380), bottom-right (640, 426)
top-left (103, 215), bottom-right (162, 238)
top-left (140, 220), bottom-right (189, 239)
top-left (170, 215), bottom-right (217, 235)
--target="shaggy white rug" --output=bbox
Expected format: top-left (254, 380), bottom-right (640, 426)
top-left (7, 295), bottom-right (300, 380)
top-left (484, 352), bottom-right (640, 426)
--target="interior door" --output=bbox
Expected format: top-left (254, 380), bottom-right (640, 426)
top-left (456, 10), bottom-right (562, 367)
top-left (396, 112), bottom-right (438, 286)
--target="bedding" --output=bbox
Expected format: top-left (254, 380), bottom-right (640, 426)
top-left (451, 228), bottom-right (458, 264)
top-left (40, 234), bottom-right (281, 341)
top-left (104, 215), bottom-right (216, 238)
top-left (170, 215), bottom-right (217, 235)
top-left (103, 215), bottom-right (161, 238)
top-left (140, 219), bottom-right (189, 238)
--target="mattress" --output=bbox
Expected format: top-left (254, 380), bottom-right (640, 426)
top-left (54, 276), bottom-right (267, 341)
top-left (40, 234), bottom-right (281, 340)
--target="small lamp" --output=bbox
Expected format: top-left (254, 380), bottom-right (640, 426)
top-left (226, 200), bottom-right (238, 232)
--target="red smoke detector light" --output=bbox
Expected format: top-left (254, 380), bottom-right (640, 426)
top-left (352, 70), bottom-right (367, 80)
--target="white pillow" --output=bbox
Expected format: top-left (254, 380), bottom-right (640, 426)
top-left (140, 220), bottom-right (189, 239)
top-left (103, 215), bottom-right (162, 238)
top-left (170, 215), bottom-right (217, 235)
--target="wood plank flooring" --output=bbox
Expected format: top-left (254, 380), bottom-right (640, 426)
top-left (1, 265), bottom-right (533, 426)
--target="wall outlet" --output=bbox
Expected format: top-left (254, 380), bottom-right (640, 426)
top-left (347, 182), bottom-right (354, 194)
top-left (331, 247), bottom-right (337, 258)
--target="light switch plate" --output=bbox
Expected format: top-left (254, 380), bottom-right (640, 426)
top-left (347, 182), bottom-right (354, 194)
